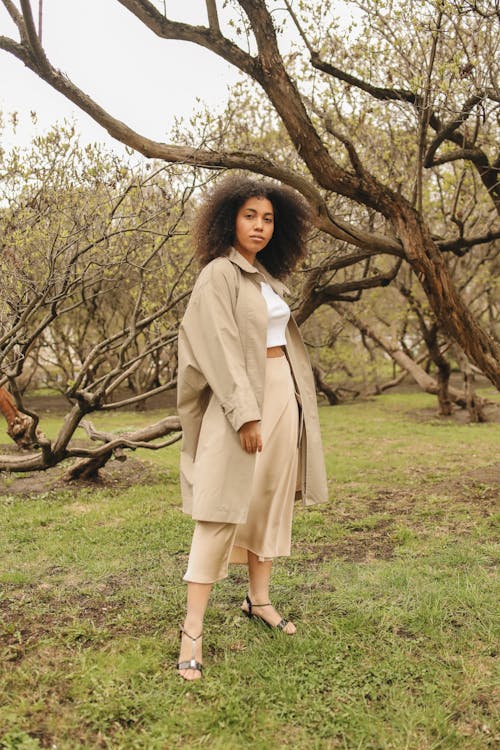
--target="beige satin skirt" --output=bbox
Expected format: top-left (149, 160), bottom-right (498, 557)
top-left (184, 355), bottom-right (299, 583)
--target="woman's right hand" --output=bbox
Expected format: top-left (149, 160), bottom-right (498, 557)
top-left (238, 420), bottom-right (263, 453)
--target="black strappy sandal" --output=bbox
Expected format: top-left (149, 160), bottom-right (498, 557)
top-left (242, 594), bottom-right (292, 632)
top-left (176, 625), bottom-right (203, 678)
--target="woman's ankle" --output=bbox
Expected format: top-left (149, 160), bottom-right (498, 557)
top-left (182, 617), bottom-right (204, 635)
top-left (248, 590), bottom-right (270, 604)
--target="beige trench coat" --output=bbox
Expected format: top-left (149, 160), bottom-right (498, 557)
top-left (177, 247), bottom-right (328, 524)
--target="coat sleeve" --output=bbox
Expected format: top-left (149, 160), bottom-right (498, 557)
top-left (179, 261), bottom-right (261, 433)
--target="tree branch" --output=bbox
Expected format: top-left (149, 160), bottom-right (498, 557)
top-left (309, 44), bottom-right (499, 211)
top-left (427, 146), bottom-right (489, 167)
top-left (323, 117), bottom-right (365, 178)
top-left (69, 415), bottom-right (182, 458)
top-left (205, 0), bottom-right (221, 35)
top-left (282, 0), bottom-right (314, 55)
top-left (116, 0), bottom-right (261, 79)
top-left (235, 0), bottom-right (350, 194)
top-left (437, 228), bottom-right (500, 254)
top-left (18, 0), bottom-right (50, 73)
top-left (425, 143), bottom-right (500, 212)
top-left (294, 257), bottom-right (402, 325)
top-left (301, 247), bottom-right (395, 273)
top-left (100, 380), bottom-right (177, 410)
top-left (310, 51), bottom-right (419, 106)
top-left (320, 261), bottom-right (402, 298)
top-left (0, 28), bottom-right (404, 254)
top-left (0, 34), bottom-right (26, 58)
top-left (1, 0), bottom-right (24, 31)
top-left (424, 94), bottom-right (484, 167)
top-left (415, 7), bottom-right (443, 213)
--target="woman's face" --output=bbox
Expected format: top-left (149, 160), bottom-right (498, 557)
top-left (233, 196), bottom-right (274, 264)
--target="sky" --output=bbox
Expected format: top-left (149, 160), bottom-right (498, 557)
top-left (0, 0), bottom-right (244, 152)
top-left (0, 1), bottom-right (355, 155)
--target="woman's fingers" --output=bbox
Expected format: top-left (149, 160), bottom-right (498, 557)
top-left (239, 421), bottom-right (263, 453)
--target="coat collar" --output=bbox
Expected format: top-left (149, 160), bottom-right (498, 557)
top-left (226, 247), bottom-right (289, 296)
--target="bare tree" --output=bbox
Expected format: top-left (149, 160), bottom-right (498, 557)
top-left (329, 301), bottom-right (489, 415)
top-left (0, 127), bottom-right (208, 476)
top-left (0, 0), bottom-right (498, 385)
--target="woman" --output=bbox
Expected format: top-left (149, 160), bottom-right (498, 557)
top-left (176, 175), bottom-right (328, 680)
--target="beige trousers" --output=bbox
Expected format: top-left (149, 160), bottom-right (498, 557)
top-left (184, 355), bottom-right (299, 583)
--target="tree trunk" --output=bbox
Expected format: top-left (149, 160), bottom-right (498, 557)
top-left (312, 366), bottom-right (340, 405)
top-left (333, 304), bottom-right (479, 410)
top-left (0, 414), bottom-right (181, 474)
top-left (436, 364), bottom-right (453, 417)
top-left (390, 203), bottom-right (500, 389)
top-left (425, 325), bottom-right (453, 416)
top-left (62, 451), bottom-right (114, 481)
top-left (0, 386), bottom-right (38, 448)
top-left (456, 351), bottom-right (487, 423)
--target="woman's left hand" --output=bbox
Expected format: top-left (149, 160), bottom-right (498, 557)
top-left (238, 421), bottom-right (263, 453)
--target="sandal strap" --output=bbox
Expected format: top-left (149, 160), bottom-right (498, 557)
top-left (251, 603), bottom-right (272, 607)
top-left (179, 625), bottom-right (203, 642)
top-left (178, 625), bottom-right (203, 673)
top-left (177, 659), bottom-right (203, 672)
top-left (245, 595), bottom-right (272, 616)
top-left (244, 596), bottom-right (291, 632)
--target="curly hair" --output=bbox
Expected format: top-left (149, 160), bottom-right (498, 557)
top-left (192, 174), bottom-right (311, 279)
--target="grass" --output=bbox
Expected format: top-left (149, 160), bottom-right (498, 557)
top-left (0, 391), bottom-right (499, 749)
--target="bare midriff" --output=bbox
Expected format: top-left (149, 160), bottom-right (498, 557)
top-left (266, 346), bottom-right (285, 358)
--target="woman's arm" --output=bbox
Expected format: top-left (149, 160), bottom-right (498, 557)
top-left (179, 259), bottom-right (262, 434)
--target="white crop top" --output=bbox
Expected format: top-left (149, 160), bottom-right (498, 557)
top-left (260, 281), bottom-right (290, 347)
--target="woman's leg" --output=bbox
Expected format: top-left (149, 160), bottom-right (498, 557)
top-left (177, 581), bottom-right (212, 680)
top-left (244, 550), bottom-right (296, 634)
top-left (178, 521), bottom-right (238, 679)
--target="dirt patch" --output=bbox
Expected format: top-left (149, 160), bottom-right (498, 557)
top-left (406, 401), bottom-right (500, 424)
top-left (430, 464), bottom-right (500, 512)
top-left (0, 456), bottom-right (160, 498)
top-left (465, 464), bottom-right (500, 486)
top-left (366, 489), bottom-right (418, 515)
top-left (0, 573), bottom-right (147, 664)
top-left (299, 463), bottom-right (499, 565)
top-left (314, 535), bottom-right (395, 563)
top-left (301, 519), bottom-right (396, 564)
top-left (366, 465), bottom-right (499, 512)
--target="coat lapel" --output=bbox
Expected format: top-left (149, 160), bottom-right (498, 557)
top-left (226, 247), bottom-right (290, 297)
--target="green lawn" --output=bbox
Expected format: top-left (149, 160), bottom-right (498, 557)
top-left (1, 391), bottom-right (498, 749)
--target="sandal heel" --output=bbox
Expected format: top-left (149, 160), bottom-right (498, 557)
top-left (241, 595), bottom-right (292, 632)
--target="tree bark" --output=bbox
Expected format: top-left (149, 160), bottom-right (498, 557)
top-left (425, 325), bottom-right (452, 417)
top-left (387, 202), bottom-right (500, 389)
top-left (436, 364), bottom-right (453, 417)
top-left (0, 414), bottom-right (181, 473)
top-left (0, 386), bottom-right (38, 448)
top-left (455, 350), bottom-right (487, 423)
top-left (312, 366), bottom-right (340, 405)
top-left (62, 451), bottom-right (113, 481)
